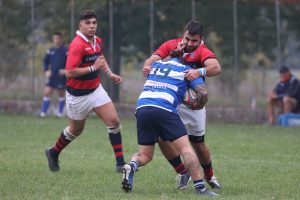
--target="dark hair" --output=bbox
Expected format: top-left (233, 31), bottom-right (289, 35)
top-left (183, 20), bottom-right (204, 37)
top-left (279, 65), bottom-right (290, 74)
top-left (170, 50), bottom-right (186, 64)
top-left (80, 10), bottom-right (97, 20)
top-left (54, 32), bottom-right (62, 37)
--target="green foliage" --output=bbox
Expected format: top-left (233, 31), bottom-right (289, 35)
top-left (1, 0), bottom-right (300, 82)
top-left (0, 114), bottom-right (299, 199)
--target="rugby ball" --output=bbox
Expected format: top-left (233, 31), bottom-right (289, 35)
top-left (183, 87), bottom-right (202, 110)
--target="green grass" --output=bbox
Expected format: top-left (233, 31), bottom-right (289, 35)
top-left (0, 114), bottom-right (299, 200)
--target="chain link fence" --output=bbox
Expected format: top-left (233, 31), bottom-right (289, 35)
top-left (1, 0), bottom-right (300, 115)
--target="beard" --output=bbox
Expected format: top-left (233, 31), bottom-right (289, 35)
top-left (184, 45), bottom-right (198, 53)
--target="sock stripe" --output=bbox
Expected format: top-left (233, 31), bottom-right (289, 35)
top-left (56, 141), bottom-right (64, 149)
top-left (58, 137), bottom-right (68, 145)
top-left (115, 152), bottom-right (123, 157)
top-left (113, 144), bottom-right (123, 149)
top-left (175, 163), bottom-right (184, 171)
top-left (193, 179), bottom-right (205, 190)
top-left (53, 146), bottom-right (61, 153)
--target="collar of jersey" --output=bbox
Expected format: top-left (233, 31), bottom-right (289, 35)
top-left (76, 31), bottom-right (97, 51)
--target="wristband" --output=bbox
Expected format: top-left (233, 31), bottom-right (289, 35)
top-left (106, 69), bottom-right (112, 77)
top-left (88, 65), bottom-right (96, 73)
top-left (198, 68), bottom-right (206, 77)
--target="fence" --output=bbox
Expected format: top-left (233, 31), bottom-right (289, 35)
top-left (1, 0), bottom-right (300, 111)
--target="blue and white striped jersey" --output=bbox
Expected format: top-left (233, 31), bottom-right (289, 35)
top-left (137, 58), bottom-right (205, 113)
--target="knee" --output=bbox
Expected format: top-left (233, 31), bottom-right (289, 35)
top-left (283, 96), bottom-right (291, 104)
top-left (68, 126), bottom-right (84, 136)
top-left (107, 124), bottom-right (121, 134)
top-left (133, 152), bottom-right (153, 165)
top-left (107, 117), bottom-right (120, 127)
top-left (266, 95), bottom-right (273, 104)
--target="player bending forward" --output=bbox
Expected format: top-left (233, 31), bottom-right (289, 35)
top-left (121, 51), bottom-right (218, 197)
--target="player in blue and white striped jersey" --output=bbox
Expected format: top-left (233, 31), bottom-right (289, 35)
top-left (137, 58), bottom-right (204, 113)
top-left (121, 51), bottom-right (218, 196)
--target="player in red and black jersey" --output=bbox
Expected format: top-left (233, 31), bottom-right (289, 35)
top-left (45, 10), bottom-right (126, 173)
top-left (143, 20), bottom-right (222, 189)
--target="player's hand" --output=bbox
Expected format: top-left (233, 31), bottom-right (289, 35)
top-left (270, 92), bottom-right (277, 99)
top-left (94, 55), bottom-right (106, 70)
top-left (176, 41), bottom-right (186, 51)
top-left (59, 69), bottom-right (66, 76)
top-left (143, 66), bottom-right (152, 77)
top-left (45, 70), bottom-right (51, 78)
top-left (184, 69), bottom-right (200, 81)
top-left (109, 73), bottom-right (122, 84)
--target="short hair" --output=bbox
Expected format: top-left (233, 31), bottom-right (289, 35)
top-left (80, 10), bottom-right (97, 20)
top-left (53, 32), bottom-right (62, 37)
top-left (279, 65), bottom-right (290, 74)
top-left (183, 20), bottom-right (204, 37)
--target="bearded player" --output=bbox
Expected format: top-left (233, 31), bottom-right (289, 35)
top-left (143, 20), bottom-right (222, 189)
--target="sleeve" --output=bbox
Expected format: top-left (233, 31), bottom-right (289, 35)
top-left (199, 45), bottom-right (217, 66)
top-left (66, 43), bottom-right (84, 70)
top-left (153, 39), bottom-right (178, 59)
top-left (274, 82), bottom-right (288, 98)
top-left (43, 49), bottom-right (51, 71)
top-left (188, 77), bottom-right (205, 90)
top-left (288, 77), bottom-right (300, 98)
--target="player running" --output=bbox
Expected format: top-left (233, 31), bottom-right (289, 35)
top-left (45, 10), bottom-right (125, 173)
top-left (121, 51), bottom-right (218, 197)
top-left (143, 20), bottom-right (222, 189)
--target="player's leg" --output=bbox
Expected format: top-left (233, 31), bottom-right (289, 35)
top-left (178, 104), bottom-right (221, 189)
top-left (267, 94), bottom-right (278, 125)
top-left (40, 86), bottom-right (54, 117)
top-left (92, 85), bottom-right (125, 172)
top-left (122, 145), bottom-right (155, 193)
top-left (168, 137), bottom-right (217, 196)
top-left (122, 107), bottom-right (157, 193)
top-left (56, 88), bottom-right (66, 118)
top-left (45, 90), bottom-right (91, 172)
top-left (267, 94), bottom-right (284, 125)
top-left (283, 96), bottom-right (297, 113)
top-left (45, 118), bottom-right (86, 172)
top-left (158, 140), bottom-right (189, 189)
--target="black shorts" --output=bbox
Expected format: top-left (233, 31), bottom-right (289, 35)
top-left (46, 75), bottom-right (66, 89)
top-left (136, 106), bottom-right (187, 145)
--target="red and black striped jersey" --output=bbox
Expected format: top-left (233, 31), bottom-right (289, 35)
top-left (66, 31), bottom-right (103, 96)
top-left (154, 38), bottom-right (216, 69)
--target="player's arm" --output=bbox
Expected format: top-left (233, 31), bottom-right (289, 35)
top-left (94, 55), bottom-right (122, 84)
top-left (142, 54), bottom-right (162, 77)
top-left (142, 40), bottom-right (178, 77)
top-left (189, 77), bottom-right (208, 109)
top-left (203, 58), bottom-right (221, 77)
top-left (193, 84), bottom-right (208, 109)
top-left (184, 58), bottom-right (221, 81)
top-left (43, 49), bottom-right (51, 77)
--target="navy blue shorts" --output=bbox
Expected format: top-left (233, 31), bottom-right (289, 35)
top-left (46, 75), bottom-right (66, 89)
top-left (136, 107), bottom-right (187, 145)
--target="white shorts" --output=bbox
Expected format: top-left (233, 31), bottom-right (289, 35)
top-left (178, 104), bottom-right (206, 137)
top-left (66, 84), bottom-right (111, 120)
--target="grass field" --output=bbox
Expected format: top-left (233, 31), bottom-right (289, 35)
top-left (0, 114), bottom-right (299, 200)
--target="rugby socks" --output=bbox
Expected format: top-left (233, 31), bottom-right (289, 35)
top-left (129, 160), bottom-right (139, 171)
top-left (201, 162), bottom-right (214, 180)
top-left (168, 155), bottom-right (187, 174)
top-left (194, 179), bottom-right (206, 191)
top-left (107, 125), bottom-right (125, 166)
top-left (50, 127), bottom-right (76, 157)
top-left (41, 97), bottom-right (50, 114)
top-left (58, 97), bottom-right (65, 115)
